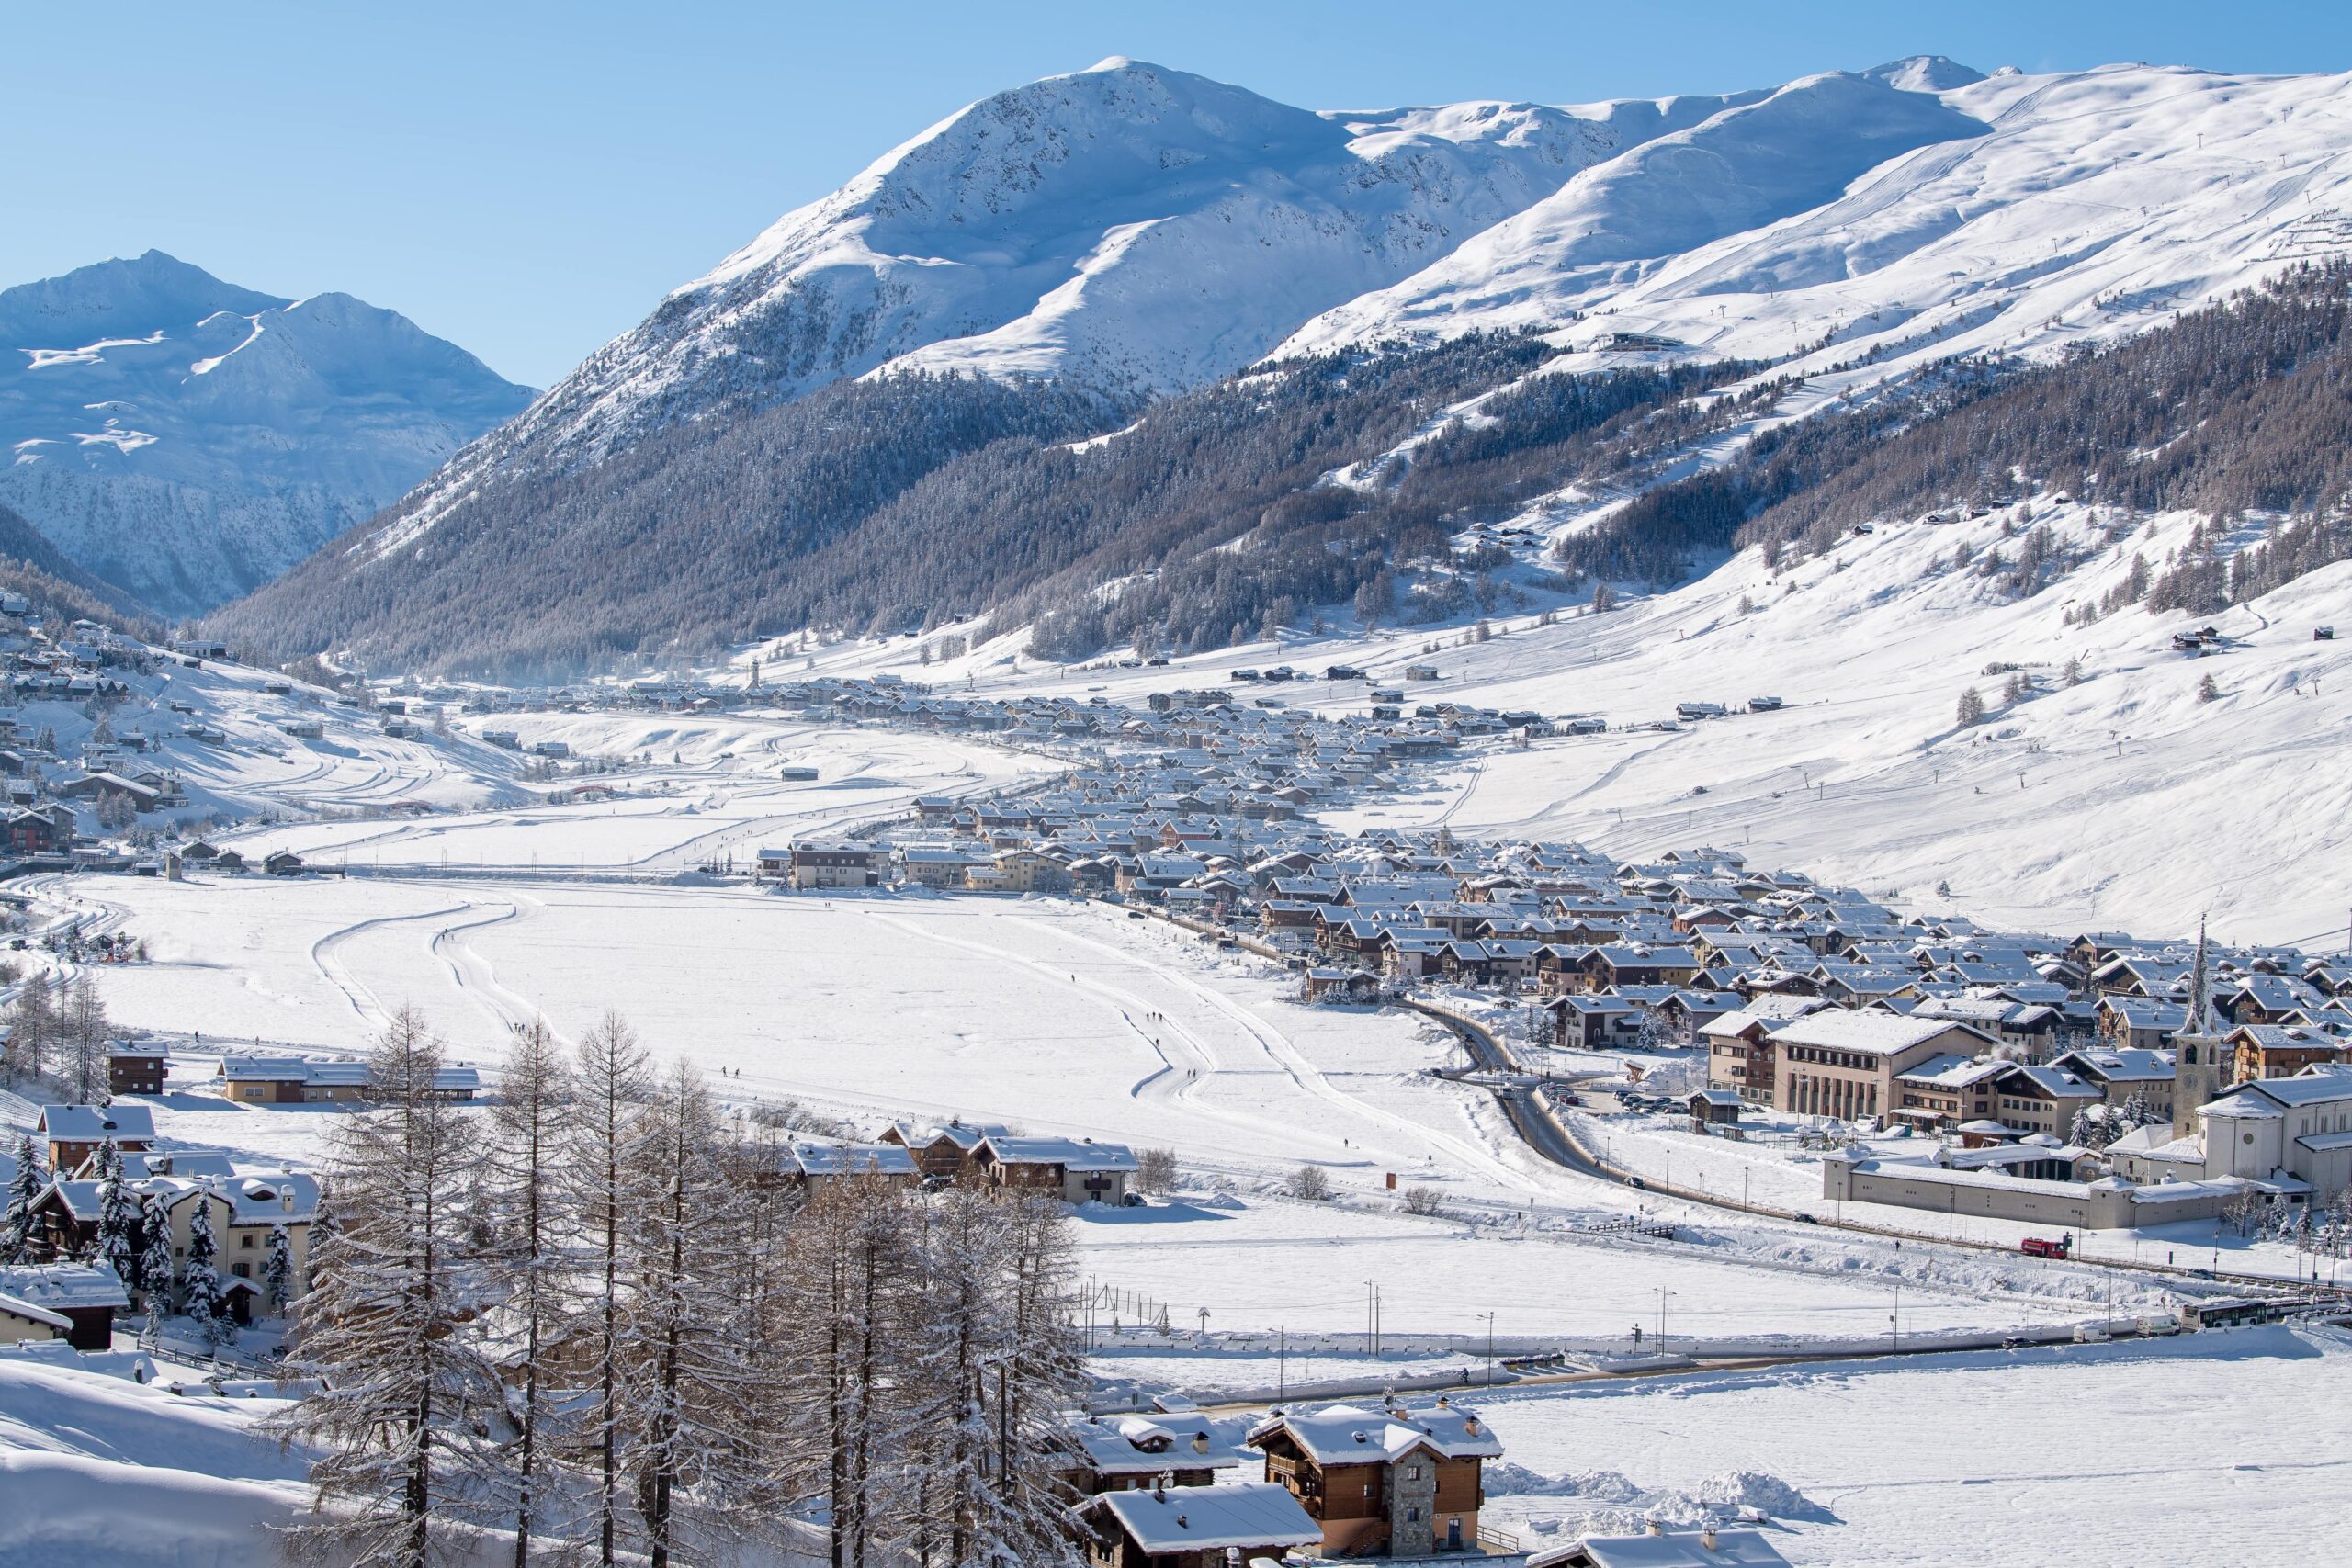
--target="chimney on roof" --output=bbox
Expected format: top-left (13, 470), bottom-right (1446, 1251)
top-left (1645, 1519), bottom-right (1665, 1537)
top-left (1702, 1526), bottom-right (1720, 1551)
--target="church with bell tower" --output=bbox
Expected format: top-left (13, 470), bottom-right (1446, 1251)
top-left (2169, 916), bottom-right (2223, 1144)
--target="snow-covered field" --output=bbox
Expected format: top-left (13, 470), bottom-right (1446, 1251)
top-left (31, 801), bottom-right (2179, 1362)
top-left (1476, 1322), bottom-right (2352, 1567)
top-left (13, 682), bottom-right (2347, 1562)
top-left (0, 1348), bottom-right (311, 1564)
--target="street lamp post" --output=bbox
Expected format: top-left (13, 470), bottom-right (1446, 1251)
top-left (1481, 1311), bottom-right (1496, 1384)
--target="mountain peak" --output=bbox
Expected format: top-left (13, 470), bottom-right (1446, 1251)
top-left (0, 253), bottom-right (532, 616)
top-left (1865, 55), bottom-right (1987, 92)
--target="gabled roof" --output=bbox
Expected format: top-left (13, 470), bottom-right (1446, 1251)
top-left (976, 1135), bottom-right (1139, 1173)
top-left (2052, 1048), bottom-right (2175, 1084)
top-left (1062, 1413), bottom-right (1240, 1476)
top-left (33, 1104), bottom-right (155, 1142)
top-left (888, 1120), bottom-right (1011, 1152)
top-left (1529, 1527), bottom-right (1794, 1567)
top-left (788, 1143), bottom-right (919, 1178)
top-left (1247, 1401), bottom-right (1502, 1465)
top-left (1896, 1053), bottom-right (2007, 1089)
top-left (2220, 1070), bottom-right (2352, 1111)
top-left (1081, 1482), bottom-right (1320, 1553)
top-left (0, 1261), bottom-right (129, 1312)
top-left (1767, 1011), bottom-right (1984, 1056)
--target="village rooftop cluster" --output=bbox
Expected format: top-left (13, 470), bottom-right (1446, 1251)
top-left (729, 676), bottom-right (2352, 1242)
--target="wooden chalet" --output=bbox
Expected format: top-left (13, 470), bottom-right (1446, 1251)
top-left (1249, 1400), bottom-right (1503, 1559)
top-left (33, 1103), bottom-right (154, 1174)
top-left (878, 1120), bottom-right (1011, 1181)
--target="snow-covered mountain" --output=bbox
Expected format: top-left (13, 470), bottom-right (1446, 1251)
top-left (425, 59), bottom-right (1758, 479)
top-left (0, 251), bottom-right (532, 616)
top-left (222, 52), bottom-right (2352, 682)
top-left (1282, 62), bottom-right (2352, 384)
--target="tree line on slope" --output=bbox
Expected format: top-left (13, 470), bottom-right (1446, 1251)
top-left (0, 500), bottom-right (169, 637)
top-left (278, 1007), bottom-right (1080, 1568)
top-left (209, 333), bottom-right (1755, 678)
top-left (1554, 263), bottom-right (2352, 596)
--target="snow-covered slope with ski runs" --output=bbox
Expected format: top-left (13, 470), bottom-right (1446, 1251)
top-left (0, 251), bottom-right (532, 617)
top-left (1283, 62), bottom-right (2352, 386)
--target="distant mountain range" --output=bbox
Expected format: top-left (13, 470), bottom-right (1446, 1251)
top-left (187, 54), bottom-right (2352, 673)
top-left (0, 250), bottom-right (532, 617)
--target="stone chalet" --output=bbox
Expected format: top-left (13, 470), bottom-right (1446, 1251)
top-left (1250, 1400), bottom-right (1503, 1558)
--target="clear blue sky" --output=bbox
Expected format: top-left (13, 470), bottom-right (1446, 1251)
top-left (9, 0), bottom-right (2349, 387)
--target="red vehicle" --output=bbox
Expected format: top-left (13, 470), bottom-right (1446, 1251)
top-left (2020, 1235), bottom-right (2072, 1259)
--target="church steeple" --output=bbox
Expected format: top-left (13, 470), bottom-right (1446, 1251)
top-left (2171, 914), bottom-right (2222, 1142)
top-left (2183, 915), bottom-right (2215, 1037)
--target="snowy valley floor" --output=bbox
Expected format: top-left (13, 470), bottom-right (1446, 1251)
top-left (6, 715), bottom-right (2350, 1563)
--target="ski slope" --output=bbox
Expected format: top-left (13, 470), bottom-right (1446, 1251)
top-left (1286, 63), bottom-right (2352, 402)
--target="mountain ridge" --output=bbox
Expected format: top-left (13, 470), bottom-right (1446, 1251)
top-left (0, 250), bottom-right (535, 617)
top-left (208, 53), bottom-right (2352, 678)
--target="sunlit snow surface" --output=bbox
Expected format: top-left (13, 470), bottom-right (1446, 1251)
top-left (7, 676), bottom-right (2348, 1564)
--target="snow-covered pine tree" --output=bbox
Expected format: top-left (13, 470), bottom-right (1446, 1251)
top-left (481, 1018), bottom-right (574, 1568)
top-left (262, 1224), bottom-right (295, 1315)
top-left (138, 1190), bottom-right (173, 1319)
top-left (2, 1133), bottom-right (49, 1262)
top-left (561, 1010), bottom-right (659, 1568)
top-left (181, 1189), bottom-right (232, 1348)
top-left (625, 1058), bottom-right (772, 1567)
top-left (96, 1144), bottom-right (138, 1282)
top-left (272, 1006), bottom-right (502, 1568)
